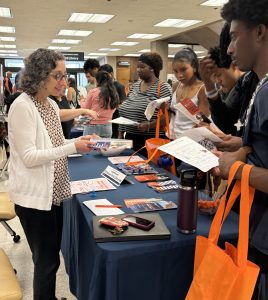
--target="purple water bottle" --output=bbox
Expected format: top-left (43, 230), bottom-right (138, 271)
top-left (177, 169), bottom-right (198, 234)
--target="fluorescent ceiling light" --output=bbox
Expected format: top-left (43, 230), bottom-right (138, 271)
top-left (0, 49), bottom-right (17, 53)
top-left (48, 46), bottom-right (71, 50)
top-left (155, 19), bottom-right (184, 27)
top-left (0, 26), bottom-right (15, 33)
top-left (127, 33), bottom-right (162, 39)
top-left (0, 7), bottom-right (12, 18)
top-left (0, 44), bottom-right (16, 48)
top-left (201, 0), bottom-right (228, 6)
top-left (58, 30), bottom-right (92, 37)
top-left (198, 55), bottom-right (205, 59)
top-left (195, 51), bottom-right (205, 54)
top-left (88, 52), bottom-right (107, 56)
top-left (111, 41), bottom-right (139, 46)
top-left (124, 53), bottom-right (140, 57)
top-left (168, 44), bottom-right (187, 48)
top-left (168, 55), bottom-right (175, 58)
top-left (98, 48), bottom-right (120, 51)
top-left (139, 49), bottom-right (150, 53)
top-left (155, 19), bottom-right (201, 28)
top-left (84, 55), bottom-right (99, 59)
top-left (52, 39), bottom-right (81, 44)
top-left (68, 13), bottom-right (114, 23)
top-left (0, 36), bottom-right (15, 42)
top-left (0, 53), bottom-right (18, 57)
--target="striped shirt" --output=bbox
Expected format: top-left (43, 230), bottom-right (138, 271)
top-left (118, 80), bottom-right (172, 135)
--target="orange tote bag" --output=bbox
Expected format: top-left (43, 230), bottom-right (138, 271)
top-left (186, 161), bottom-right (260, 300)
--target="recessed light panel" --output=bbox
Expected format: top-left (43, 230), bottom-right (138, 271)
top-left (155, 19), bottom-right (201, 28)
top-left (201, 0), bottom-right (228, 6)
top-left (58, 30), bottom-right (92, 37)
top-left (52, 39), bottom-right (81, 44)
top-left (0, 44), bottom-right (16, 48)
top-left (0, 36), bottom-right (15, 42)
top-left (0, 7), bottom-right (12, 18)
top-left (111, 41), bottom-right (139, 46)
top-left (127, 33), bottom-right (162, 39)
top-left (68, 13), bottom-right (114, 23)
top-left (48, 46), bottom-right (71, 50)
top-left (0, 26), bottom-right (15, 33)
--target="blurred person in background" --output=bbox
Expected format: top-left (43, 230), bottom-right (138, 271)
top-left (118, 52), bottom-right (172, 156)
top-left (81, 70), bottom-right (119, 138)
top-left (3, 71), bottom-right (12, 99)
top-left (83, 58), bottom-right (100, 93)
top-left (99, 64), bottom-right (126, 138)
top-left (67, 77), bottom-right (80, 108)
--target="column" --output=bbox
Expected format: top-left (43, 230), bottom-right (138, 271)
top-left (150, 40), bottom-right (168, 82)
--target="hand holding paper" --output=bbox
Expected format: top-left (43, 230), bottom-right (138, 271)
top-left (158, 136), bottom-right (219, 172)
top-left (144, 96), bottom-right (170, 120)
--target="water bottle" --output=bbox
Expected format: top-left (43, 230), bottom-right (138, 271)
top-left (177, 169), bottom-right (198, 234)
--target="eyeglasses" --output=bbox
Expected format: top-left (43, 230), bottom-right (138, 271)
top-left (50, 72), bottom-right (68, 82)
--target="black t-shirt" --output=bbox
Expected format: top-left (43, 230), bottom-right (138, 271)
top-left (114, 81), bottom-right (126, 103)
top-left (209, 71), bottom-right (258, 136)
top-left (243, 80), bottom-right (268, 254)
top-left (50, 96), bottom-right (73, 139)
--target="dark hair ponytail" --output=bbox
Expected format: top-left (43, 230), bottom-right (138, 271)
top-left (95, 71), bottom-right (119, 109)
top-left (173, 47), bottom-right (201, 79)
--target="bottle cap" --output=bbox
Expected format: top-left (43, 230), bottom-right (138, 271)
top-left (179, 169), bottom-right (197, 188)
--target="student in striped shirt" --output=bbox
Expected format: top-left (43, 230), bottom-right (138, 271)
top-left (118, 52), bottom-right (172, 156)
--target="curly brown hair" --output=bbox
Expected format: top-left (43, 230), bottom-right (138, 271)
top-left (21, 48), bottom-right (65, 96)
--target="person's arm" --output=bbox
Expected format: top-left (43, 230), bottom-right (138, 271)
top-left (80, 89), bottom-right (94, 109)
top-left (8, 102), bottom-right (93, 168)
top-left (197, 86), bottom-right (210, 116)
top-left (218, 147), bottom-right (268, 194)
top-left (66, 87), bottom-right (74, 104)
top-left (59, 108), bottom-right (98, 121)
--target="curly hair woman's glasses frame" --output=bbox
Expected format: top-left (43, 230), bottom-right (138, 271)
top-left (50, 72), bottom-right (68, 82)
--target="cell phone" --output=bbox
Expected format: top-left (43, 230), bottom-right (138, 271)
top-left (121, 215), bottom-right (155, 231)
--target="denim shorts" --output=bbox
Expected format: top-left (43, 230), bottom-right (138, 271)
top-left (83, 124), bottom-right (112, 138)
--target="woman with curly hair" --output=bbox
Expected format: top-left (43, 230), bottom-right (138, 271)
top-left (118, 52), bottom-right (172, 155)
top-left (8, 48), bottom-right (97, 300)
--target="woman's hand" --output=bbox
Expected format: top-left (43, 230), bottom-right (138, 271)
top-left (137, 121), bottom-right (150, 132)
top-left (74, 134), bottom-right (101, 153)
top-left (81, 109), bottom-right (98, 120)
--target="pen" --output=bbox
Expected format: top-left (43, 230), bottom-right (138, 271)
top-left (95, 205), bottom-right (122, 208)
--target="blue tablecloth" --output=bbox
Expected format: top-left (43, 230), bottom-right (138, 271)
top-left (61, 150), bottom-right (239, 300)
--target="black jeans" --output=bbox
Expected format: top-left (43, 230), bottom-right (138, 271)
top-left (248, 247), bottom-right (268, 300)
top-left (15, 204), bottom-right (63, 300)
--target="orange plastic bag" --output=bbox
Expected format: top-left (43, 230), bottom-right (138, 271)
top-left (145, 106), bottom-right (176, 175)
top-left (186, 161), bottom-right (260, 300)
top-left (126, 107), bottom-right (176, 175)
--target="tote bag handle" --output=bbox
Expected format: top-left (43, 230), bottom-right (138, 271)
top-left (209, 162), bottom-right (255, 268)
